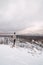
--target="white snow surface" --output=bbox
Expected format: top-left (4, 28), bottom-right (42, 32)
top-left (0, 43), bottom-right (43, 65)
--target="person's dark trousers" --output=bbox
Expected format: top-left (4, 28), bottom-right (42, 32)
top-left (14, 39), bottom-right (16, 45)
top-left (12, 39), bottom-right (16, 47)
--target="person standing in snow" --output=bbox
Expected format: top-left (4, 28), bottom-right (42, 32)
top-left (12, 32), bottom-right (16, 47)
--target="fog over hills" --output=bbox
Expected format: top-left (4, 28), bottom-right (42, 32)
top-left (17, 25), bottom-right (43, 35)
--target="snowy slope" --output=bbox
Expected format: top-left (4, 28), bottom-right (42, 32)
top-left (0, 43), bottom-right (43, 65)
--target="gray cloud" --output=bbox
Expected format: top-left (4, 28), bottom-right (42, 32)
top-left (0, 0), bottom-right (43, 33)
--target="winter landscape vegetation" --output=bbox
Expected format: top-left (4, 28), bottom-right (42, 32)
top-left (0, 0), bottom-right (43, 65)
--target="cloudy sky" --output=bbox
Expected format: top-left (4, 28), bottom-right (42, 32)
top-left (0, 0), bottom-right (43, 34)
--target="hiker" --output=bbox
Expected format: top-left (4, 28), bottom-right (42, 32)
top-left (12, 32), bottom-right (16, 47)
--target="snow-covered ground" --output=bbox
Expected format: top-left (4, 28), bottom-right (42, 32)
top-left (0, 41), bottom-right (43, 65)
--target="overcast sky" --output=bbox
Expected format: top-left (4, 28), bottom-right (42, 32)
top-left (0, 0), bottom-right (43, 33)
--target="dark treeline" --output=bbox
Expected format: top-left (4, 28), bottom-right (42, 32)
top-left (16, 35), bottom-right (43, 42)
